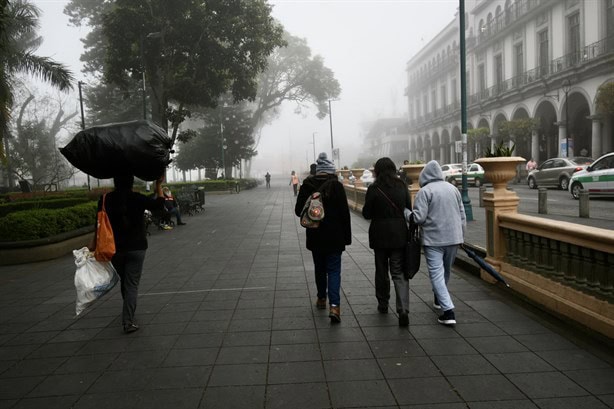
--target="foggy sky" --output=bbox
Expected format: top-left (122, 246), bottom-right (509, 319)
top-left (33, 0), bottom-right (458, 178)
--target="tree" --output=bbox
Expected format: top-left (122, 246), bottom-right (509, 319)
top-left (99, 0), bottom-right (285, 141)
top-left (8, 89), bottom-right (78, 188)
top-left (0, 0), bottom-right (74, 165)
top-left (250, 32), bottom-right (342, 149)
top-left (595, 82), bottom-right (614, 116)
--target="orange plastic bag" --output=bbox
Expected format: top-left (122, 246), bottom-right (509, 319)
top-left (94, 194), bottom-right (116, 262)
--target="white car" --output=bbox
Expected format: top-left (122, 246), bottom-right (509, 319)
top-left (441, 163), bottom-right (463, 183)
top-left (569, 152), bottom-right (614, 199)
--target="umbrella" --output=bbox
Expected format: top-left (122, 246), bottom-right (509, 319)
top-left (461, 245), bottom-right (510, 288)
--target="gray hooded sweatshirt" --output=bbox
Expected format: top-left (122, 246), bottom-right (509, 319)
top-left (412, 160), bottom-right (466, 246)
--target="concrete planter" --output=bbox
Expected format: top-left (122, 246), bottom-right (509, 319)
top-left (475, 156), bottom-right (525, 195)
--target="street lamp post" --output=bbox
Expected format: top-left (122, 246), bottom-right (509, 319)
top-left (328, 99), bottom-right (334, 154)
top-left (312, 132), bottom-right (317, 162)
top-left (220, 118), bottom-right (226, 180)
top-left (459, 0), bottom-right (473, 221)
top-left (562, 79), bottom-right (571, 158)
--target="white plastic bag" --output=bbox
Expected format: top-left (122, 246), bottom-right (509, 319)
top-left (73, 247), bottom-right (119, 316)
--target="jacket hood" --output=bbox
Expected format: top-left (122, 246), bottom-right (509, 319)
top-left (419, 160), bottom-right (444, 187)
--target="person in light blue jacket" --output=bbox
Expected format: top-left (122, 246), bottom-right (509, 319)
top-left (412, 160), bottom-right (466, 325)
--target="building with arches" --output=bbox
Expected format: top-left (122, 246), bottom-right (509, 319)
top-left (405, 0), bottom-right (614, 165)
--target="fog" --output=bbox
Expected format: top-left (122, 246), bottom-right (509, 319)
top-left (33, 0), bottom-right (458, 180)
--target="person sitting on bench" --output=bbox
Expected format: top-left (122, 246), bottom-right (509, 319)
top-left (162, 187), bottom-right (186, 226)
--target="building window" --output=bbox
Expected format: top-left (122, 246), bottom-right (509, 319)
top-left (441, 84), bottom-right (447, 108)
top-left (538, 30), bottom-right (549, 76)
top-left (607, 0), bottom-right (614, 51)
top-left (514, 43), bottom-right (523, 76)
top-left (431, 89), bottom-right (436, 112)
top-left (452, 79), bottom-right (458, 103)
top-left (567, 12), bottom-right (580, 64)
top-left (478, 64), bottom-right (486, 94)
top-left (423, 95), bottom-right (428, 115)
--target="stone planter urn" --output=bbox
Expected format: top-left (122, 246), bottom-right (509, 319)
top-left (351, 168), bottom-right (365, 187)
top-left (402, 164), bottom-right (425, 206)
top-left (340, 169), bottom-right (350, 185)
top-left (475, 157), bottom-right (526, 195)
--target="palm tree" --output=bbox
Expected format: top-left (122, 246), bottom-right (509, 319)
top-left (0, 0), bottom-right (74, 185)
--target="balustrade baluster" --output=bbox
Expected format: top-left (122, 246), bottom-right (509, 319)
top-left (569, 245), bottom-right (584, 287)
top-left (584, 248), bottom-right (599, 289)
top-left (560, 242), bottom-right (574, 282)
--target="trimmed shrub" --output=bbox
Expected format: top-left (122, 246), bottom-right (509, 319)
top-left (0, 198), bottom-right (92, 217)
top-left (0, 202), bottom-right (97, 242)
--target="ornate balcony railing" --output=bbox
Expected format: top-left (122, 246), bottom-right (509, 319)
top-left (477, 0), bottom-right (550, 47)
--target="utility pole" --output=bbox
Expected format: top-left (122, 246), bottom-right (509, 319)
top-left (459, 0), bottom-right (473, 221)
top-left (312, 132), bottom-right (317, 162)
top-left (78, 81), bottom-right (91, 191)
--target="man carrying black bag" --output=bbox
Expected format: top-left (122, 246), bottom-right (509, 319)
top-left (362, 157), bottom-right (412, 327)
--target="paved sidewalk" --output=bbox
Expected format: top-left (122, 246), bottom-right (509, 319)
top-left (0, 181), bottom-right (613, 409)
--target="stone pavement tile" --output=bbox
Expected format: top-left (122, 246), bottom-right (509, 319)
top-left (0, 345), bottom-right (38, 361)
top-left (378, 356), bottom-right (441, 379)
top-left (88, 369), bottom-right (152, 392)
top-left (465, 300), bottom-right (529, 321)
top-left (514, 333), bottom-right (579, 351)
top-left (174, 333), bottom-right (223, 349)
top-left (465, 335), bottom-right (529, 354)
top-left (69, 316), bottom-right (116, 330)
top-left (55, 353), bottom-right (117, 374)
top-left (356, 314), bottom-right (400, 327)
top-left (323, 358), bottom-right (384, 381)
top-left (453, 322), bottom-right (507, 338)
top-left (265, 382), bottom-right (330, 409)
top-left (215, 345), bottom-right (269, 364)
top-left (27, 372), bottom-right (100, 397)
top-left (124, 334), bottom-right (178, 351)
top-left (148, 311), bottom-right (196, 324)
top-left (28, 341), bottom-right (86, 359)
top-left (74, 338), bottom-right (131, 355)
top-left (0, 376), bottom-right (44, 399)
top-left (228, 318), bottom-right (272, 332)
top-left (409, 324), bottom-right (461, 340)
top-left (400, 404), bottom-right (468, 409)
top-left (161, 348), bottom-right (217, 367)
top-left (200, 385), bottom-right (265, 409)
top-left (317, 327), bottom-right (367, 343)
top-left (275, 306), bottom-right (313, 318)
top-left (272, 316), bottom-right (316, 331)
top-left (453, 289), bottom-right (496, 302)
top-left (137, 388), bottom-right (203, 409)
top-left (320, 341), bottom-right (374, 360)
top-left (448, 374), bottom-right (525, 401)
top-left (329, 379), bottom-right (396, 408)
top-left (274, 297), bottom-right (309, 308)
top-left (0, 357), bottom-right (65, 378)
top-left (494, 320), bottom-right (554, 335)
top-left (536, 349), bottom-right (612, 371)
top-left (147, 366), bottom-right (211, 389)
top-left (452, 310), bottom-right (491, 324)
top-left (507, 371), bottom-right (588, 398)
top-left (207, 363), bottom-right (267, 386)
top-left (197, 300), bottom-right (238, 311)
top-left (268, 361), bottom-right (326, 384)
top-left (369, 339), bottom-right (426, 358)
top-left (483, 351), bottom-right (555, 373)
top-left (269, 343), bottom-right (321, 362)
top-left (388, 376), bottom-right (462, 405)
top-left (133, 322), bottom-right (188, 337)
top-left (21, 319), bottom-right (72, 333)
top-left (409, 312), bottom-right (443, 325)
top-left (431, 354), bottom-right (499, 376)
top-left (270, 329), bottom-right (317, 345)
top-left (3, 331), bottom-right (59, 346)
top-left (467, 400), bottom-right (539, 409)
top-left (183, 320), bottom-right (230, 334)
top-left (159, 301), bottom-right (202, 313)
top-left (418, 337), bottom-right (478, 356)
top-left (361, 325), bottom-right (414, 342)
top-left (223, 331), bottom-right (271, 347)
top-left (9, 395), bottom-right (79, 409)
top-left (72, 392), bottom-right (141, 409)
top-left (534, 395), bottom-right (611, 409)
top-left (232, 308), bottom-right (273, 320)
top-left (0, 359), bottom-right (16, 375)
top-left (598, 394), bottom-right (614, 407)
top-left (237, 298), bottom-right (274, 309)
top-left (564, 368), bottom-right (614, 395)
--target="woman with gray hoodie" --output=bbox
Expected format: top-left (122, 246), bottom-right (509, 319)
top-left (411, 160), bottom-right (466, 325)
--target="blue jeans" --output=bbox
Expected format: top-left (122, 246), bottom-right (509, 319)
top-left (112, 250), bottom-right (146, 325)
top-left (311, 251), bottom-right (342, 306)
top-left (424, 245), bottom-right (458, 312)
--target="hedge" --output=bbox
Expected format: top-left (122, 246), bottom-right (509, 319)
top-left (0, 198), bottom-right (92, 217)
top-left (0, 202), bottom-right (97, 242)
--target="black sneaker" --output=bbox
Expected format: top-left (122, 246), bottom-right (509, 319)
top-left (437, 309), bottom-right (456, 326)
top-left (398, 312), bottom-right (409, 327)
top-left (433, 295), bottom-right (441, 310)
top-left (123, 322), bottom-right (139, 334)
top-left (377, 304), bottom-right (388, 313)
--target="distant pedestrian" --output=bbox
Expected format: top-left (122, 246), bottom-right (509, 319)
top-left (289, 170), bottom-right (300, 196)
top-left (310, 163), bottom-right (317, 176)
top-left (362, 157), bottom-right (412, 326)
top-left (265, 172), bottom-right (271, 188)
top-left (526, 158), bottom-right (537, 172)
top-left (411, 160), bottom-right (466, 326)
top-left (398, 159), bottom-right (410, 184)
top-left (295, 152), bottom-right (351, 323)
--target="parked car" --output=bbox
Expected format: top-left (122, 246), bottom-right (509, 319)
top-left (527, 157), bottom-right (593, 190)
top-left (569, 152), bottom-right (614, 199)
top-left (441, 163), bottom-right (463, 183)
top-left (361, 169), bottom-right (374, 186)
top-left (447, 163), bottom-right (485, 187)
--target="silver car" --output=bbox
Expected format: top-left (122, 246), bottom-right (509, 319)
top-left (527, 157), bottom-right (593, 190)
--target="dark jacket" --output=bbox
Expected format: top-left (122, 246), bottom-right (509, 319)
top-left (98, 191), bottom-right (164, 252)
top-left (295, 174), bottom-right (352, 253)
top-left (362, 180), bottom-right (411, 249)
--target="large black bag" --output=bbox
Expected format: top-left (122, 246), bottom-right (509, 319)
top-left (405, 212), bottom-right (422, 280)
top-left (60, 120), bottom-right (172, 181)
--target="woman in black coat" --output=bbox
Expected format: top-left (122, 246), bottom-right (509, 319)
top-left (362, 157), bottom-right (411, 326)
top-left (295, 152), bottom-right (351, 323)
